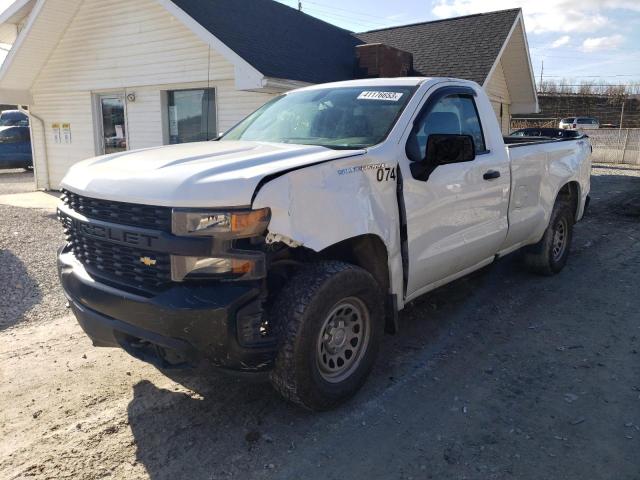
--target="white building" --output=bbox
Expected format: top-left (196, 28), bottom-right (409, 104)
top-left (0, 0), bottom-right (537, 189)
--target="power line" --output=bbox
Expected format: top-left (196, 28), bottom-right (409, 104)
top-left (303, 5), bottom-right (388, 26)
top-left (280, 0), bottom-right (391, 28)
top-left (531, 54), bottom-right (640, 63)
top-left (540, 84), bottom-right (640, 87)
top-left (303, 6), bottom-right (388, 29)
top-left (531, 48), bottom-right (640, 56)
top-left (541, 74), bottom-right (640, 78)
top-left (304, 0), bottom-right (393, 22)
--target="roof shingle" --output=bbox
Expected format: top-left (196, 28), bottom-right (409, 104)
top-left (356, 9), bottom-right (521, 85)
top-left (172, 0), bottom-right (361, 84)
top-left (171, 1), bottom-right (520, 86)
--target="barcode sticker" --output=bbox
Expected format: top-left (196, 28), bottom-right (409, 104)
top-left (357, 91), bottom-right (404, 101)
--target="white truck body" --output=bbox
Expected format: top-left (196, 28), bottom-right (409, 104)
top-left (59, 77), bottom-right (591, 409)
top-left (62, 77), bottom-right (591, 308)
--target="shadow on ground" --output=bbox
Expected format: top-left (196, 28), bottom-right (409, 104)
top-left (0, 249), bottom-right (42, 330)
top-left (124, 261), bottom-right (500, 479)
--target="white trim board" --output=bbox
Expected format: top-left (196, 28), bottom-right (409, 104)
top-left (482, 12), bottom-right (537, 112)
top-left (0, 0), bottom-right (34, 25)
top-left (0, 0), bottom-right (45, 83)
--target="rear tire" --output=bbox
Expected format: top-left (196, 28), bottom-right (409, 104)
top-left (523, 201), bottom-right (574, 275)
top-left (269, 261), bottom-right (384, 411)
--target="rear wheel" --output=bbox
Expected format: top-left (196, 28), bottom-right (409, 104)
top-left (523, 201), bottom-right (574, 275)
top-left (269, 261), bottom-right (384, 411)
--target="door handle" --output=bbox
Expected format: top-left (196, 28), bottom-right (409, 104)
top-left (483, 170), bottom-right (501, 180)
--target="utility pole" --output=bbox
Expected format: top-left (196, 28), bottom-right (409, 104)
top-left (619, 99), bottom-right (625, 129)
top-left (539, 59), bottom-right (544, 91)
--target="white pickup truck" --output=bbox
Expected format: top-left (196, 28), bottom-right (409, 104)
top-left (57, 77), bottom-right (591, 410)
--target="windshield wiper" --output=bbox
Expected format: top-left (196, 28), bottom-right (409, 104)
top-left (322, 145), bottom-right (364, 150)
top-left (279, 138), bottom-right (367, 150)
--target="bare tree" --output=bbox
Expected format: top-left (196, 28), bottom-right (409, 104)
top-left (538, 80), bottom-right (640, 96)
top-left (578, 80), bottom-right (596, 95)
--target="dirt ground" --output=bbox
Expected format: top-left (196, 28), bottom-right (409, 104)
top-left (1, 165), bottom-right (639, 480)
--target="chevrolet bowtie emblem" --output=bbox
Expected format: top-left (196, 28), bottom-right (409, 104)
top-left (140, 256), bottom-right (157, 267)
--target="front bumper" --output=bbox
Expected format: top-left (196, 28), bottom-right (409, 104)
top-left (58, 247), bottom-right (277, 372)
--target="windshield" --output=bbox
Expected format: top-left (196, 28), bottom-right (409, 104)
top-left (221, 86), bottom-right (416, 149)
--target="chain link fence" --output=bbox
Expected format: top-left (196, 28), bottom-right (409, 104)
top-left (587, 129), bottom-right (640, 165)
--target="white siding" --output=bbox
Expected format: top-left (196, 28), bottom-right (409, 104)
top-left (126, 88), bottom-right (164, 150)
top-left (485, 61), bottom-right (512, 135)
top-left (29, 0), bottom-right (274, 188)
top-left (30, 91), bottom-right (94, 189)
top-left (216, 80), bottom-right (276, 131)
top-left (0, 0), bottom-right (83, 91)
top-left (32, 0), bottom-right (234, 92)
top-left (502, 103), bottom-right (510, 134)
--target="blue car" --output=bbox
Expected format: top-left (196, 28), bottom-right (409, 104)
top-left (0, 124), bottom-right (32, 170)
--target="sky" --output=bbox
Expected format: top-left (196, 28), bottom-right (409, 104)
top-left (275, 0), bottom-right (640, 87)
top-left (0, 0), bottom-right (638, 87)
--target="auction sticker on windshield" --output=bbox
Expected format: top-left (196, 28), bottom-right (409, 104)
top-left (357, 91), bottom-right (404, 101)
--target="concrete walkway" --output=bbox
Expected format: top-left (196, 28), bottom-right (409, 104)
top-left (0, 190), bottom-right (60, 210)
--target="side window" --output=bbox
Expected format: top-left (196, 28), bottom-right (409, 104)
top-left (0, 128), bottom-right (21, 143)
top-left (167, 88), bottom-right (216, 144)
top-left (411, 94), bottom-right (486, 159)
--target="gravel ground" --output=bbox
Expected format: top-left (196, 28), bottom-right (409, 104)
top-left (0, 170), bottom-right (67, 330)
top-left (0, 165), bottom-right (639, 479)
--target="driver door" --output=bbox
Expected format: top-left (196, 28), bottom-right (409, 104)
top-left (401, 85), bottom-right (510, 299)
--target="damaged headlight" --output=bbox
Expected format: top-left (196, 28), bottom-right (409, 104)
top-left (170, 252), bottom-right (265, 281)
top-left (171, 208), bottom-right (270, 238)
top-left (170, 208), bottom-right (270, 281)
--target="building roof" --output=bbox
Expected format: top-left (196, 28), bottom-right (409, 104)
top-left (171, 2), bottom-right (520, 86)
top-left (0, 0), bottom-right (534, 111)
top-left (356, 9), bottom-right (521, 85)
top-left (171, 0), bottom-right (361, 84)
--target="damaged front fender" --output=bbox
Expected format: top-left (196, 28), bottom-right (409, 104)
top-left (252, 152), bottom-right (405, 304)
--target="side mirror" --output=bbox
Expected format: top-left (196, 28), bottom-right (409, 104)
top-left (426, 134), bottom-right (475, 165)
top-left (410, 134), bottom-right (475, 181)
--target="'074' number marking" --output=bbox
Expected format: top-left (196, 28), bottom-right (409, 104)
top-left (376, 167), bottom-right (396, 182)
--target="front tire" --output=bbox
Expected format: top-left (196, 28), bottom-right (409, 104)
top-left (269, 261), bottom-right (384, 411)
top-left (523, 201), bottom-right (574, 275)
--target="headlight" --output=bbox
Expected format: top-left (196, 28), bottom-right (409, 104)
top-left (171, 253), bottom-right (265, 281)
top-left (172, 208), bottom-right (270, 238)
top-left (170, 207), bottom-right (270, 281)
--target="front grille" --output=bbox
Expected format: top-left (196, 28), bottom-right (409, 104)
top-left (61, 189), bottom-right (173, 232)
top-left (61, 189), bottom-right (174, 293)
top-left (66, 229), bottom-right (172, 293)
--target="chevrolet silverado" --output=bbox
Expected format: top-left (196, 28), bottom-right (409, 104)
top-left (57, 77), bottom-right (592, 410)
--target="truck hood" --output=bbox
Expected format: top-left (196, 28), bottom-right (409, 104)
top-left (61, 141), bottom-right (364, 207)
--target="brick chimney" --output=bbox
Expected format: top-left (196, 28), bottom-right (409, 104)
top-left (355, 43), bottom-right (413, 78)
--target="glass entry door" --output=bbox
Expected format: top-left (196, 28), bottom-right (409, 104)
top-left (98, 95), bottom-right (127, 154)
